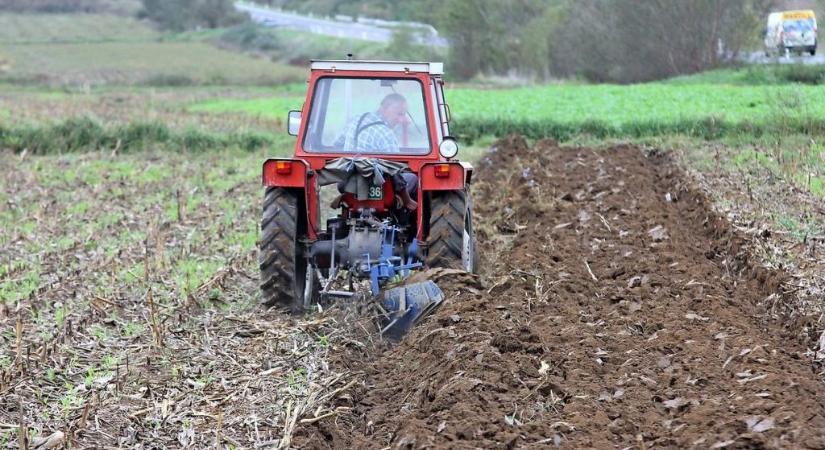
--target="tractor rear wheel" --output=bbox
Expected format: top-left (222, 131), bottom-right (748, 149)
top-left (427, 189), bottom-right (479, 273)
top-left (259, 187), bottom-right (313, 312)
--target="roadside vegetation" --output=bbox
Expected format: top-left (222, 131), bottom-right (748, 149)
top-left (137, 0), bottom-right (244, 31)
top-left (217, 23), bottom-right (444, 67)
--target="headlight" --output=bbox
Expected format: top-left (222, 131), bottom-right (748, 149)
top-left (439, 137), bottom-right (459, 159)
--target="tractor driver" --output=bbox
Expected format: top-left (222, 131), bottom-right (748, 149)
top-left (341, 93), bottom-right (408, 153)
top-left (335, 93), bottom-right (418, 210)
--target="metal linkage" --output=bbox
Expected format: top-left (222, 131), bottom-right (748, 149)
top-left (362, 225), bottom-right (422, 295)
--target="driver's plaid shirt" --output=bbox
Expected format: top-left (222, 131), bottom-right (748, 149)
top-left (339, 111), bottom-right (399, 153)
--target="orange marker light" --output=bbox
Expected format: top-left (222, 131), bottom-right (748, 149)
top-left (434, 164), bottom-right (451, 178)
top-left (275, 161), bottom-right (292, 175)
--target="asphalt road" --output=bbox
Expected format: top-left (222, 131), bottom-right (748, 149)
top-left (742, 50), bottom-right (825, 64)
top-left (234, 2), bottom-right (448, 47)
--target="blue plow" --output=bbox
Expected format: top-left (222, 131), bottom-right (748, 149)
top-left (380, 280), bottom-right (445, 341)
top-left (313, 217), bottom-right (446, 340)
top-left (361, 226), bottom-right (445, 340)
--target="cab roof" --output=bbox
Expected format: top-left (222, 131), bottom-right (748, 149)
top-left (310, 60), bottom-right (444, 75)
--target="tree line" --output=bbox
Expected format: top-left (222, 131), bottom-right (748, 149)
top-left (258, 0), bottom-right (797, 83)
top-left (137, 0), bottom-right (245, 31)
top-left (2, 0), bottom-right (821, 82)
top-left (415, 0), bottom-right (771, 83)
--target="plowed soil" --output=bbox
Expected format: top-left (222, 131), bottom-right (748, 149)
top-left (297, 137), bottom-right (825, 449)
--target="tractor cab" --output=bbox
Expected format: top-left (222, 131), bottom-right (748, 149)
top-left (260, 60), bottom-right (476, 339)
top-left (286, 60), bottom-right (457, 159)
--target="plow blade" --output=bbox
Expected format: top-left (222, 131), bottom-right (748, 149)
top-left (380, 281), bottom-right (445, 341)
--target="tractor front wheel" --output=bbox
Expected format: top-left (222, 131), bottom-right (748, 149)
top-left (259, 187), bottom-right (314, 312)
top-left (427, 189), bottom-right (479, 274)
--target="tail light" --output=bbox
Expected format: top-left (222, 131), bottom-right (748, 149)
top-left (434, 164), bottom-right (451, 178)
top-left (275, 161), bottom-right (292, 175)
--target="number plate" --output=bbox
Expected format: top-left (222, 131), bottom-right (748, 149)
top-left (368, 185), bottom-right (383, 200)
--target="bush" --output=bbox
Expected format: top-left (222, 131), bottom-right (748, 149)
top-left (220, 24), bottom-right (281, 52)
top-left (138, 0), bottom-right (245, 32)
top-left (142, 74), bottom-right (196, 87)
top-left (0, 118), bottom-right (276, 154)
top-left (775, 65), bottom-right (825, 85)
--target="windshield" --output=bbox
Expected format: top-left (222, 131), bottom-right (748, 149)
top-left (784, 18), bottom-right (815, 32)
top-left (303, 77), bottom-right (431, 155)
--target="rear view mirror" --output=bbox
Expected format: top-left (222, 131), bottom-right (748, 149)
top-left (287, 110), bottom-right (301, 136)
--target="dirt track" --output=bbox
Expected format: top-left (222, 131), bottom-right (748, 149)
top-left (298, 137), bottom-right (825, 449)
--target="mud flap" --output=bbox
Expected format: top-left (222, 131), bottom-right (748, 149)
top-left (380, 281), bottom-right (444, 341)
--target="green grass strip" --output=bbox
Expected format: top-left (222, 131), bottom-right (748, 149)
top-left (0, 118), bottom-right (278, 154)
top-left (450, 117), bottom-right (825, 142)
top-left (7, 115), bottom-right (825, 154)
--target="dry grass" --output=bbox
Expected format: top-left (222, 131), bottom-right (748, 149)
top-left (672, 140), bottom-right (825, 317)
top-left (3, 41), bottom-right (305, 87)
top-left (0, 13), bottom-right (306, 87)
top-left (0, 14), bottom-right (155, 44)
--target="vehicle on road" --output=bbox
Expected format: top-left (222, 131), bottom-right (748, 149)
top-left (259, 59), bottom-right (476, 338)
top-left (765, 10), bottom-right (817, 56)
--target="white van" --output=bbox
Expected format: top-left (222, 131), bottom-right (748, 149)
top-left (765, 10), bottom-right (817, 56)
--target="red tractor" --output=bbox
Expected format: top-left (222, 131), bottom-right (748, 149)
top-left (259, 60), bottom-right (476, 336)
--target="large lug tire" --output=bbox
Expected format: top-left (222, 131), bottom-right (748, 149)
top-left (427, 189), bottom-right (479, 274)
top-left (259, 187), bottom-right (314, 312)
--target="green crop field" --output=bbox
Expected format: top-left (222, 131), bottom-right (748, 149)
top-left (185, 73), bottom-right (825, 196)
top-left (189, 80), bottom-right (825, 140)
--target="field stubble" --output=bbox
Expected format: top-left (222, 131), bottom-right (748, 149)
top-left (0, 149), bottom-right (349, 447)
top-left (675, 141), bottom-right (825, 315)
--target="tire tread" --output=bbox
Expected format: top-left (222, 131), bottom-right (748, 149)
top-left (259, 187), bottom-right (301, 308)
top-left (427, 190), bottom-right (468, 269)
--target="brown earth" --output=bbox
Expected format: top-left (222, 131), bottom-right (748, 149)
top-left (296, 137), bottom-right (825, 449)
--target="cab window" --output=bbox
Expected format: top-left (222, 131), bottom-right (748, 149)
top-left (303, 77), bottom-right (431, 155)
